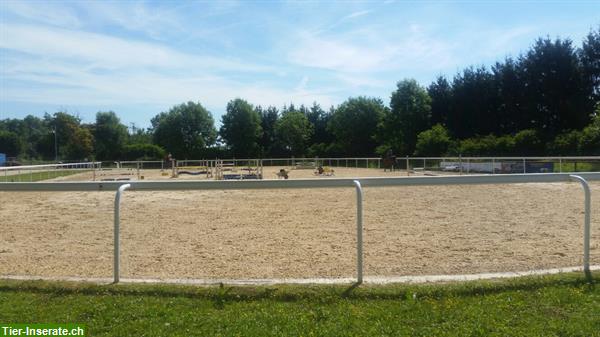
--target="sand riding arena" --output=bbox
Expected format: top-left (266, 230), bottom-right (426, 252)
top-left (1, 160), bottom-right (599, 282)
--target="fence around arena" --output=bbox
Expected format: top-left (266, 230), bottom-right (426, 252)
top-left (0, 162), bottom-right (101, 182)
top-left (110, 156), bottom-right (600, 174)
top-left (1, 172), bottom-right (598, 284)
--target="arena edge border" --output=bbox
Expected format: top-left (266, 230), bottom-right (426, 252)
top-left (2, 265), bottom-right (599, 286)
top-left (2, 172), bottom-right (598, 284)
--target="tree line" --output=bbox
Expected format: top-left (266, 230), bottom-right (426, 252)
top-left (1, 28), bottom-right (599, 161)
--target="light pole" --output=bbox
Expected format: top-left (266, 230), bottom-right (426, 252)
top-left (52, 127), bottom-right (58, 162)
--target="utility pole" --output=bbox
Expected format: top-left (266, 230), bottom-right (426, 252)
top-left (53, 127), bottom-right (58, 162)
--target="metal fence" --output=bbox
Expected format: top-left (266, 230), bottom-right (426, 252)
top-left (0, 162), bottom-right (101, 182)
top-left (1, 172), bottom-right (598, 284)
top-left (108, 156), bottom-right (600, 173)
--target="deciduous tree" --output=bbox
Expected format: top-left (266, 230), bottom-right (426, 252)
top-left (219, 98), bottom-right (262, 157)
top-left (152, 102), bottom-right (217, 159)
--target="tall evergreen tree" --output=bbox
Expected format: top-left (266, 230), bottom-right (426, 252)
top-left (580, 27), bottom-right (600, 104)
top-left (521, 37), bottom-right (589, 136)
top-left (427, 76), bottom-right (452, 126)
top-left (448, 67), bottom-right (498, 139)
top-left (306, 102), bottom-right (334, 146)
top-left (492, 58), bottom-right (528, 134)
top-left (257, 105), bottom-right (279, 157)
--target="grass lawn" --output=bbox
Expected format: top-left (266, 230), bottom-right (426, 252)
top-left (554, 161), bottom-right (600, 173)
top-left (0, 272), bottom-right (598, 336)
top-left (0, 170), bottom-right (86, 182)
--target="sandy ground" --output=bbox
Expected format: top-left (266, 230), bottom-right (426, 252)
top-left (1, 167), bottom-right (599, 280)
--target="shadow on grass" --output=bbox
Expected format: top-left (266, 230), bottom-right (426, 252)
top-left (341, 282), bottom-right (361, 298)
top-left (0, 272), bottom-right (595, 304)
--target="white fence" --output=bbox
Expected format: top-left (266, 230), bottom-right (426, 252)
top-left (1, 172), bottom-right (597, 284)
top-left (112, 156), bottom-right (600, 173)
top-left (0, 162), bottom-right (101, 181)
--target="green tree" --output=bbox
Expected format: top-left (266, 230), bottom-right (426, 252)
top-left (94, 111), bottom-right (128, 160)
top-left (549, 130), bottom-right (582, 155)
top-left (219, 98), bottom-right (262, 157)
top-left (414, 124), bottom-right (453, 156)
top-left (0, 130), bottom-right (21, 157)
top-left (43, 112), bottom-right (94, 160)
top-left (580, 27), bottom-right (600, 103)
top-left (122, 143), bottom-right (166, 160)
top-left (458, 134), bottom-right (515, 156)
top-left (306, 102), bottom-right (334, 146)
top-left (25, 115), bottom-right (51, 159)
top-left (383, 79), bottom-right (432, 154)
top-left (0, 115), bottom-right (50, 159)
top-left (65, 127), bottom-right (94, 160)
top-left (152, 102), bottom-right (217, 159)
top-left (579, 114), bottom-right (600, 155)
top-left (128, 125), bottom-right (153, 145)
top-left (257, 105), bottom-right (279, 157)
top-left (275, 111), bottom-right (313, 156)
top-left (427, 76), bottom-right (452, 127)
top-left (329, 97), bottom-right (385, 156)
top-left (521, 37), bottom-right (589, 136)
top-left (513, 129), bottom-right (544, 155)
top-left (446, 67), bottom-right (498, 139)
top-left (492, 58), bottom-right (527, 134)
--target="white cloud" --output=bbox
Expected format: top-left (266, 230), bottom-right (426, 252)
top-left (1, 1), bottom-right (82, 28)
top-left (294, 76), bottom-right (309, 91)
top-left (0, 67), bottom-right (338, 115)
top-left (0, 23), bottom-right (184, 68)
top-left (0, 21), bottom-right (322, 114)
top-left (288, 33), bottom-right (393, 72)
top-left (77, 1), bottom-right (185, 40)
top-left (287, 26), bottom-right (455, 74)
top-left (343, 10), bottom-right (372, 20)
top-left (0, 30), bottom-right (337, 114)
top-left (0, 23), bottom-right (272, 72)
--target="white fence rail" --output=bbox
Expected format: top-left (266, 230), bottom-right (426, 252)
top-left (0, 162), bottom-right (101, 172)
top-left (1, 172), bottom-right (598, 283)
top-left (0, 162), bottom-right (102, 181)
top-left (106, 156), bottom-right (600, 173)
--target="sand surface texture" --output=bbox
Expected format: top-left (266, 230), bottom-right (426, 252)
top-left (1, 167), bottom-right (598, 279)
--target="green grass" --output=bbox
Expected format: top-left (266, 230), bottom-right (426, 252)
top-left (1, 273), bottom-right (598, 336)
top-left (554, 162), bottom-right (600, 173)
top-left (0, 170), bottom-right (86, 182)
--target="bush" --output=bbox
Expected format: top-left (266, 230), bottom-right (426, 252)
top-left (122, 144), bottom-right (166, 160)
top-left (306, 143), bottom-right (329, 158)
top-left (513, 129), bottom-right (544, 155)
top-left (458, 134), bottom-right (515, 156)
top-left (579, 115), bottom-right (600, 155)
top-left (414, 124), bottom-right (452, 156)
top-left (548, 130), bottom-right (581, 155)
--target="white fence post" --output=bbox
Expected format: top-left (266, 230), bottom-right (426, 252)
top-left (113, 183), bottom-right (131, 283)
top-left (569, 175), bottom-right (591, 274)
top-left (559, 158), bottom-right (562, 173)
top-left (353, 180), bottom-right (364, 284)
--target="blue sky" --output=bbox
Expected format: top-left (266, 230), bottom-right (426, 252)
top-left (0, 1), bottom-right (598, 129)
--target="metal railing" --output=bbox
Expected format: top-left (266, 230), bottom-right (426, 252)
top-left (103, 156), bottom-right (600, 172)
top-left (1, 172), bottom-right (598, 283)
top-left (0, 162), bottom-right (101, 181)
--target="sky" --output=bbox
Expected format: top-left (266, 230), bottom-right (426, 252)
top-left (0, 0), bottom-right (598, 130)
